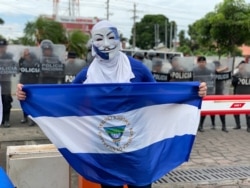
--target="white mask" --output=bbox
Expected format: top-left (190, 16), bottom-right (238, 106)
top-left (91, 21), bottom-right (120, 60)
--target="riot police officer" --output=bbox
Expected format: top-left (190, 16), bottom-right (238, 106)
top-left (64, 51), bottom-right (86, 83)
top-left (39, 40), bottom-right (64, 84)
top-left (193, 56), bottom-right (225, 132)
top-left (0, 38), bottom-right (15, 127)
top-left (210, 60), bottom-right (230, 131)
top-left (231, 61), bottom-right (250, 132)
top-left (19, 48), bottom-right (40, 125)
top-left (86, 39), bottom-right (94, 66)
top-left (133, 51), bottom-right (152, 70)
top-left (168, 56), bottom-right (193, 82)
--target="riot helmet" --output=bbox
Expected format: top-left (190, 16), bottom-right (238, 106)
top-left (133, 52), bottom-right (144, 61)
top-left (148, 50), bottom-right (156, 60)
top-left (40, 40), bottom-right (54, 56)
top-left (152, 58), bottom-right (163, 73)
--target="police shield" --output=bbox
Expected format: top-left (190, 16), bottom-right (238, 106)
top-left (39, 40), bottom-right (65, 84)
top-left (193, 62), bottom-right (216, 95)
top-left (212, 58), bottom-right (232, 94)
top-left (132, 51), bottom-right (152, 71)
top-left (214, 58), bottom-right (232, 80)
top-left (233, 63), bottom-right (250, 94)
top-left (18, 47), bottom-right (40, 85)
top-left (151, 58), bottom-right (171, 82)
top-left (168, 56), bottom-right (194, 82)
top-left (64, 57), bottom-right (86, 83)
top-left (0, 44), bottom-right (19, 94)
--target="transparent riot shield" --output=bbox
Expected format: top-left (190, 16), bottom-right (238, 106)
top-left (150, 57), bottom-right (171, 82)
top-left (0, 44), bottom-right (20, 95)
top-left (233, 63), bottom-right (250, 94)
top-left (64, 58), bottom-right (86, 83)
top-left (212, 58), bottom-right (232, 94)
top-left (142, 58), bottom-right (153, 71)
top-left (39, 40), bottom-right (66, 84)
top-left (132, 51), bottom-right (151, 70)
top-left (168, 56), bottom-right (194, 82)
top-left (18, 47), bottom-right (40, 85)
top-left (192, 62), bottom-right (216, 95)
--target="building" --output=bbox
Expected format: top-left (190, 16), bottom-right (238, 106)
top-left (42, 14), bottom-right (101, 35)
top-left (57, 16), bottom-right (100, 34)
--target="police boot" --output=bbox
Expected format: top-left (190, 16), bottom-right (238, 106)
top-left (233, 115), bottom-right (241, 129)
top-left (20, 116), bottom-right (28, 124)
top-left (222, 125), bottom-right (228, 133)
top-left (3, 113), bottom-right (10, 128)
top-left (233, 125), bottom-right (241, 129)
top-left (28, 119), bottom-right (35, 126)
top-left (198, 125), bottom-right (204, 132)
top-left (247, 124), bottom-right (250, 133)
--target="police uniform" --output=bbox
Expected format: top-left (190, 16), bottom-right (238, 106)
top-left (210, 61), bottom-right (227, 131)
top-left (231, 64), bottom-right (250, 132)
top-left (19, 52), bottom-right (40, 84)
top-left (193, 56), bottom-right (223, 132)
top-left (64, 51), bottom-right (86, 83)
top-left (19, 51), bottom-right (40, 125)
top-left (39, 40), bottom-right (64, 84)
top-left (0, 39), bottom-right (14, 127)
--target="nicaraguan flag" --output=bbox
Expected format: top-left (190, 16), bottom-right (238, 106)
top-left (21, 82), bottom-right (202, 186)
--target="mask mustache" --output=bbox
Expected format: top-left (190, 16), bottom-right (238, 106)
top-left (100, 46), bottom-right (116, 52)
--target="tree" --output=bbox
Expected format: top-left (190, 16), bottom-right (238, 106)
top-left (22, 21), bottom-right (37, 45)
top-left (0, 18), bottom-right (5, 39)
top-left (177, 30), bottom-right (192, 55)
top-left (129, 14), bottom-right (176, 49)
top-left (188, 0), bottom-right (250, 58)
top-left (23, 16), bottom-right (67, 45)
top-left (67, 30), bottom-right (90, 58)
top-left (0, 18), bottom-right (4, 25)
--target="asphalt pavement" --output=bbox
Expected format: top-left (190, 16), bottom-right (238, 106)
top-left (1, 97), bottom-right (250, 188)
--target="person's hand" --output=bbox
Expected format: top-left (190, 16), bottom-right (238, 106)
top-left (16, 83), bottom-right (26, 100)
top-left (198, 82), bottom-right (207, 97)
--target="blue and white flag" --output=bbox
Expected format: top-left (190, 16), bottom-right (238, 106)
top-left (21, 82), bottom-right (202, 186)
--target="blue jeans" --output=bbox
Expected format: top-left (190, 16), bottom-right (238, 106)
top-left (101, 184), bottom-right (152, 188)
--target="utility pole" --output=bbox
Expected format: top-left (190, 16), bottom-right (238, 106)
top-left (165, 19), bottom-right (168, 49)
top-left (53, 0), bottom-right (59, 20)
top-left (154, 24), bottom-right (159, 48)
top-left (170, 22), bottom-right (173, 50)
top-left (132, 3), bottom-right (138, 49)
top-left (68, 0), bottom-right (80, 17)
top-left (173, 23), bottom-right (177, 51)
top-left (106, 0), bottom-right (110, 20)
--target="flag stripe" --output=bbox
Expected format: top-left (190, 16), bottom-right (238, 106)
top-left (21, 82), bottom-right (201, 117)
top-left (59, 134), bottom-right (195, 186)
top-left (30, 103), bottom-right (200, 154)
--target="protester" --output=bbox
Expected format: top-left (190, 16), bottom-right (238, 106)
top-left (16, 20), bottom-right (207, 188)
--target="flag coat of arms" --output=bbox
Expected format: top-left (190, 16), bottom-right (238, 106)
top-left (21, 82), bottom-right (202, 186)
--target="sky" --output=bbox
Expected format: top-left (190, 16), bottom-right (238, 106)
top-left (0, 0), bottom-right (245, 40)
